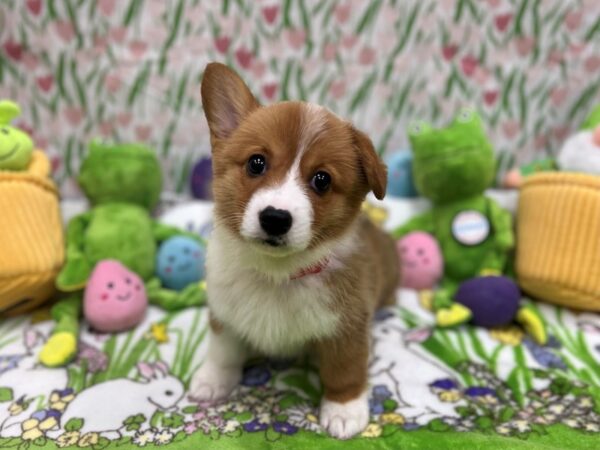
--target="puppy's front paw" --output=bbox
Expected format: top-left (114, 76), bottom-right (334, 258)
top-left (320, 392), bottom-right (369, 440)
top-left (189, 362), bottom-right (240, 402)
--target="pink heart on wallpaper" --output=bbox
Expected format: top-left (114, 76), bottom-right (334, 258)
top-left (584, 55), bottom-right (600, 73)
top-left (487, 0), bottom-right (501, 7)
top-left (483, 90), bottom-right (498, 106)
top-left (98, 0), bottom-right (116, 16)
top-left (494, 13), bottom-right (512, 32)
top-left (323, 42), bottom-right (337, 61)
top-left (2, 40), bottom-right (23, 61)
top-left (550, 87), bottom-right (567, 107)
top-left (341, 35), bottom-right (358, 49)
top-left (534, 134), bottom-right (547, 150)
top-left (286, 29), bottom-right (306, 50)
top-left (460, 55), bottom-right (478, 77)
top-left (334, 3), bottom-right (351, 24)
top-left (553, 126), bottom-right (570, 141)
top-left (262, 5), bottom-right (279, 24)
top-left (116, 112), bottom-right (133, 127)
top-left (547, 50), bottom-right (563, 65)
top-left (99, 121), bottom-right (114, 137)
top-left (442, 44), bottom-right (457, 61)
top-left (329, 80), bottom-right (346, 99)
top-left (502, 120), bottom-right (520, 139)
top-left (515, 36), bottom-right (535, 57)
top-left (22, 52), bottom-right (39, 70)
top-left (110, 27), bottom-right (128, 43)
top-left (104, 73), bottom-right (122, 93)
top-left (214, 36), bottom-right (231, 54)
top-left (251, 60), bottom-right (267, 78)
top-left (135, 125), bottom-right (152, 141)
top-left (262, 83), bottom-right (278, 100)
top-left (64, 107), bottom-right (84, 127)
top-left (564, 11), bottom-right (582, 31)
top-left (51, 155), bottom-right (61, 172)
top-left (569, 43), bottom-right (586, 55)
top-left (129, 41), bottom-right (148, 59)
top-left (235, 47), bottom-right (253, 69)
top-left (54, 21), bottom-right (76, 42)
top-left (36, 75), bottom-right (54, 92)
top-left (26, 0), bottom-right (42, 15)
top-left (359, 46), bottom-right (376, 65)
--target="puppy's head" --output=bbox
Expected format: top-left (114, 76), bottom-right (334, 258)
top-left (202, 63), bottom-right (387, 257)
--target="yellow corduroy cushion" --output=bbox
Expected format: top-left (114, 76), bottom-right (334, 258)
top-left (0, 151), bottom-right (64, 317)
top-left (516, 172), bottom-right (600, 310)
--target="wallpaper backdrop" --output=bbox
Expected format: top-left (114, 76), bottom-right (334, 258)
top-left (1, 0), bottom-right (599, 197)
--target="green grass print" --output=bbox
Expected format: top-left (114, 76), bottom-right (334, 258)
top-left (396, 303), bottom-right (600, 407)
top-left (66, 308), bottom-right (208, 392)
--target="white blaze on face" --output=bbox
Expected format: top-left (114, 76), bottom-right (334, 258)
top-left (240, 103), bottom-right (328, 251)
top-left (557, 129), bottom-right (600, 175)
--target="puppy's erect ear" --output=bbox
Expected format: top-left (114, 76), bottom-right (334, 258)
top-left (201, 62), bottom-right (260, 140)
top-left (350, 126), bottom-right (387, 200)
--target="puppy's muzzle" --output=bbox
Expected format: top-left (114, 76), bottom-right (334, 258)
top-left (259, 206), bottom-right (293, 239)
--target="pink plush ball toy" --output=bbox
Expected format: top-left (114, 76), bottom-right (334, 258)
top-left (84, 260), bottom-right (148, 332)
top-left (397, 231), bottom-right (443, 290)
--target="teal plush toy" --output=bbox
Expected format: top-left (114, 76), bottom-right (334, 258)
top-left (156, 236), bottom-right (205, 291)
top-left (385, 150), bottom-right (418, 198)
top-left (39, 140), bottom-right (206, 367)
top-left (0, 100), bottom-right (33, 170)
top-left (393, 108), bottom-right (545, 342)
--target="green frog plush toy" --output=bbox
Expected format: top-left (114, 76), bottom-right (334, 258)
top-left (393, 108), bottom-right (545, 341)
top-left (39, 140), bottom-right (206, 367)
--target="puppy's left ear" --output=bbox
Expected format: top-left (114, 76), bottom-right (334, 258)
top-left (351, 126), bottom-right (387, 200)
top-left (201, 62), bottom-right (260, 141)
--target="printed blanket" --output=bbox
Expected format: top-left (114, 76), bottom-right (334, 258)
top-left (0, 198), bottom-right (599, 449)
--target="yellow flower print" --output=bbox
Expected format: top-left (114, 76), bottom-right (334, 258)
top-left (38, 415), bottom-right (58, 431)
top-left (361, 201), bottom-right (388, 227)
top-left (489, 326), bottom-right (524, 346)
top-left (21, 419), bottom-right (43, 441)
top-left (56, 431), bottom-right (80, 448)
top-left (380, 412), bottom-right (405, 425)
top-left (438, 390), bottom-right (462, 402)
top-left (78, 432), bottom-right (100, 447)
top-left (8, 401), bottom-right (25, 416)
top-left (361, 423), bottom-right (382, 438)
top-left (146, 322), bottom-right (169, 343)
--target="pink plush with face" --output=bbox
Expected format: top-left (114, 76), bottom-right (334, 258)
top-left (397, 231), bottom-right (443, 290)
top-left (84, 260), bottom-right (148, 332)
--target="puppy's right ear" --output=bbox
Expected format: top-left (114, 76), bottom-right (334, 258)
top-left (201, 62), bottom-right (260, 141)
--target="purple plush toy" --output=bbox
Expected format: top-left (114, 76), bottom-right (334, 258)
top-left (454, 276), bottom-right (520, 327)
top-left (190, 157), bottom-right (212, 200)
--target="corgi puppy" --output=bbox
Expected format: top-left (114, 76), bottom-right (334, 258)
top-left (191, 63), bottom-right (399, 439)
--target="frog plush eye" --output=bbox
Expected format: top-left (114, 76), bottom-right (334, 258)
top-left (456, 107), bottom-right (477, 123)
top-left (408, 120), bottom-right (431, 137)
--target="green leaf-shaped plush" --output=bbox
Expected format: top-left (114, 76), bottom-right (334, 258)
top-left (0, 100), bottom-right (34, 171)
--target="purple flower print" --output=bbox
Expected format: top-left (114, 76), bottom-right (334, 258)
top-left (465, 387), bottom-right (496, 397)
top-left (371, 385), bottom-right (392, 401)
top-left (523, 338), bottom-right (567, 370)
top-left (430, 379), bottom-right (459, 390)
top-left (241, 364), bottom-right (271, 386)
top-left (374, 309), bottom-right (395, 322)
top-left (77, 341), bottom-right (108, 373)
top-left (0, 355), bottom-right (23, 375)
top-left (272, 421), bottom-right (298, 435)
top-left (244, 419), bottom-right (269, 432)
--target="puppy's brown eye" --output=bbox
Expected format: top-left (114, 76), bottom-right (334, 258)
top-left (247, 154), bottom-right (267, 176)
top-left (310, 171), bottom-right (331, 194)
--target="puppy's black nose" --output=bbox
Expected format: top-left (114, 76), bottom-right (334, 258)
top-left (259, 206), bottom-right (292, 236)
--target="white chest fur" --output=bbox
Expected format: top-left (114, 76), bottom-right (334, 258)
top-left (206, 227), bottom-right (341, 356)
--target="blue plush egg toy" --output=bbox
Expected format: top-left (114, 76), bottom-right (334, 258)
top-left (156, 236), bottom-right (205, 291)
top-left (385, 151), bottom-right (418, 198)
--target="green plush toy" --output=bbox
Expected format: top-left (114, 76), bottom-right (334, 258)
top-left (393, 108), bottom-right (543, 336)
top-left (39, 140), bottom-right (206, 367)
top-left (0, 100), bottom-right (34, 170)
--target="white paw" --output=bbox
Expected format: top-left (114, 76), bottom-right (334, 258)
top-left (320, 391), bottom-right (369, 440)
top-left (189, 362), bottom-right (240, 402)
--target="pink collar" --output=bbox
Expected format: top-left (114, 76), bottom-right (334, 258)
top-left (290, 257), bottom-right (331, 280)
